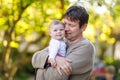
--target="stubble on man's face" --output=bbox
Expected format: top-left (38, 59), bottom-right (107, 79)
top-left (64, 18), bottom-right (82, 42)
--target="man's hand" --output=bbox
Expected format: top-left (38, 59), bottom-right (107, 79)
top-left (55, 56), bottom-right (72, 75)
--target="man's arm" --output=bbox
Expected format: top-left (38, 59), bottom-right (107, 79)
top-left (56, 43), bottom-right (94, 75)
top-left (32, 47), bottom-right (49, 69)
top-left (43, 67), bottom-right (69, 80)
top-left (45, 43), bottom-right (94, 79)
top-left (32, 47), bottom-right (70, 80)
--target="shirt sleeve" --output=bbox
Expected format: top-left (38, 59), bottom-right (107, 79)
top-left (32, 47), bottom-right (69, 80)
top-left (32, 47), bottom-right (49, 69)
top-left (49, 39), bottom-right (60, 59)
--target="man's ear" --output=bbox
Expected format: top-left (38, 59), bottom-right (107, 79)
top-left (82, 23), bottom-right (87, 31)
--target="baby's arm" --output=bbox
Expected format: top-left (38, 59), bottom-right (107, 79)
top-left (48, 39), bottom-right (60, 67)
top-left (48, 58), bottom-right (56, 67)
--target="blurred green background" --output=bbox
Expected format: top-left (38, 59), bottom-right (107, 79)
top-left (0, 0), bottom-right (120, 80)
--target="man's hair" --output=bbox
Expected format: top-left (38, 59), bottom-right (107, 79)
top-left (63, 5), bottom-right (89, 28)
top-left (50, 20), bottom-right (64, 28)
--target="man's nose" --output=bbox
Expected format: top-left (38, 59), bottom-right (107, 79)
top-left (65, 25), bottom-right (69, 31)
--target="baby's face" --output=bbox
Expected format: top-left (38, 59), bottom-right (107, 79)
top-left (50, 24), bottom-right (65, 40)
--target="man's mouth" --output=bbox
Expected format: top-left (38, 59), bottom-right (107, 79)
top-left (66, 33), bottom-right (71, 35)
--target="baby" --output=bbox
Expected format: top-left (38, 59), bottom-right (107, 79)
top-left (48, 20), bottom-right (66, 67)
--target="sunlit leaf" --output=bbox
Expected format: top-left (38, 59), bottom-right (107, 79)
top-left (3, 40), bottom-right (8, 47)
top-left (84, 24), bottom-right (95, 42)
top-left (102, 24), bottom-right (111, 35)
top-left (107, 37), bottom-right (115, 44)
top-left (0, 17), bottom-right (7, 25)
top-left (10, 41), bottom-right (19, 48)
top-left (99, 33), bottom-right (107, 41)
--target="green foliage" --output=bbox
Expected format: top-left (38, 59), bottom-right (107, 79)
top-left (104, 56), bottom-right (115, 65)
top-left (113, 60), bottom-right (120, 68)
top-left (104, 56), bottom-right (120, 79)
top-left (14, 64), bottom-right (34, 80)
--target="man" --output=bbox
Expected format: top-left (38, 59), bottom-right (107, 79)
top-left (32, 5), bottom-right (95, 80)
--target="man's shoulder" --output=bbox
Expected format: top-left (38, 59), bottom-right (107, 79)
top-left (35, 47), bottom-right (48, 53)
top-left (82, 38), bottom-right (94, 47)
top-left (73, 38), bottom-right (95, 52)
top-left (77, 38), bottom-right (93, 47)
top-left (68, 38), bottom-right (94, 51)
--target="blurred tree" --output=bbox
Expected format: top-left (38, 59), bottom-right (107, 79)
top-left (110, 0), bottom-right (120, 56)
top-left (0, 0), bottom-right (69, 80)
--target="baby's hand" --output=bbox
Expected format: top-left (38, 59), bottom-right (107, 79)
top-left (49, 58), bottom-right (57, 67)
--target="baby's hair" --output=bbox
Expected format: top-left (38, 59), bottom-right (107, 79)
top-left (50, 20), bottom-right (64, 28)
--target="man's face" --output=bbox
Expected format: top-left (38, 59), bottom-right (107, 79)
top-left (64, 18), bottom-right (82, 42)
